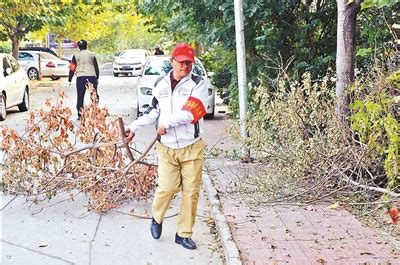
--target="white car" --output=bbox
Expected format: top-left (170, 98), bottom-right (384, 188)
top-left (113, 49), bottom-right (150, 77)
top-left (136, 55), bottom-right (215, 118)
top-left (0, 53), bottom-right (30, 121)
top-left (18, 51), bottom-right (69, 80)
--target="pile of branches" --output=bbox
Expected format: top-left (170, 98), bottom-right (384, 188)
top-left (231, 72), bottom-right (399, 216)
top-left (0, 86), bottom-right (157, 213)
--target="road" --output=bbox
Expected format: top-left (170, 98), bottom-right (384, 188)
top-left (0, 67), bottom-right (235, 265)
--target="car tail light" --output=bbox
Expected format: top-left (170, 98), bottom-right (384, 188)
top-left (46, 62), bottom-right (55, 68)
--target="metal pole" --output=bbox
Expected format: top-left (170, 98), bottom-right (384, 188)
top-left (234, 0), bottom-right (250, 161)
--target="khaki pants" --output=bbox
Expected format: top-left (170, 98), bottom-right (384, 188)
top-left (152, 139), bottom-right (204, 238)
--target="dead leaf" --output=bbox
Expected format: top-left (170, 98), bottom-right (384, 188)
top-left (327, 202), bottom-right (340, 209)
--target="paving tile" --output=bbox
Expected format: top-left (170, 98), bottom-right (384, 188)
top-left (206, 159), bottom-right (400, 264)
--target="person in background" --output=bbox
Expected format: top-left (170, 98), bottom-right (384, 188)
top-left (154, 44), bottom-right (164, 55)
top-left (124, 42), bottom-right (208, 250)
top-left (68, 39), bottom-right (99, 120)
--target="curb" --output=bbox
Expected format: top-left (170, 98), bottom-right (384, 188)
top-left (202, 168), bottom-right (242, 265)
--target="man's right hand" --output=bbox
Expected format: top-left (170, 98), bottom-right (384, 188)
top-left (124, 128), bottom-right (135, 143)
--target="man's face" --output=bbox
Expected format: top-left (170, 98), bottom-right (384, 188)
top-left (171, 58), bottom-right (193, 80)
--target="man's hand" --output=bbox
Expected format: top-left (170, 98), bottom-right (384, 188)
top-left (124, 128), bottom-right (135, 143)
top-left (157, 125), bottom-right (167, 136)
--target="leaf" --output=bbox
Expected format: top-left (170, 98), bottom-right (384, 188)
top-left (388, 207), bottom-right (399, 224)
top-left (327, 202), bottom-right (340, 209)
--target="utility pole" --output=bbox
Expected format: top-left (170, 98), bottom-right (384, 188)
top-left (234, 0), bottom-right (250, 161)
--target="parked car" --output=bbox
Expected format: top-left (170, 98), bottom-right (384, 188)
top-left (136, 55), bottom-right (215, 118)
top-left (0, 53), bottom-right (30, 121)
top-left (19, 47), bottom-right (72, 62)
top-left (18, 51), bottom-right (69, 80)
top-left (113, 49), bottom-right (150, 77)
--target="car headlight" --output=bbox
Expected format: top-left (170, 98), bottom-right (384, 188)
top-left (140, 87), bottom-right (153, 95)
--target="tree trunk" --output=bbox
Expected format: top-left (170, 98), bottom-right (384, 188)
top-left (336, 0), bottom-right (362, 123)
top-left (11, 36), bottom-right (20, 59)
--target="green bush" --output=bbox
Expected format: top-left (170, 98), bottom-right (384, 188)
top-left (350, 70), bottom-right (400, 189)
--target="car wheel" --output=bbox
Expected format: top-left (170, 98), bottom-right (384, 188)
top-left (205, 111), bottom-right (214, 119)
top-left (114, 73), bottom-right (118, 77)
top-left (18, 87), bottom-right (29, 112)
top-left (0, 94), bottom-right (6, 121)
top-left (50, 76), bottom-right (61, 80)
top-left (27, 67), bottom-right (39, 80)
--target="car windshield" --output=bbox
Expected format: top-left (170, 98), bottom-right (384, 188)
top-left (120, 50), bottom-right (146, 58)
top-left (144, 59), bottom-right (205, 76)
top-left (144, 59), bottom-right (172, 75)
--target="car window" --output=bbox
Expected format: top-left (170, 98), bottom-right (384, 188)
top-left (8, 55), bottom-right (20, 72)
top-left (144, 59), bottom-right (205, 76)
top-left (19, 52), bottom-right (34, 60)
top-left (120, 50), bottom-right (146, 58)
top-left (144, 59), bottom-right (172, 75)
top-left (2, 56), bottom-right (11, 76)
top-left (192, 63), bottom-right (205, 76)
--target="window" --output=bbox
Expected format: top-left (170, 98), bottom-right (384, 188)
top-left (120, 49), bottom-right (147, 58)
top-left (8, 55), bottom-right (20, 72)
top-left (144, 59), bottom-right (172, 75)
top-left (2, 57), bottom-right (11, 76)
top-left (192, 63), bottom-right (205, 76)
top-left (19, 52), bottom-right (34, 60)
top-left (144, 58), bottom-right (205, 76)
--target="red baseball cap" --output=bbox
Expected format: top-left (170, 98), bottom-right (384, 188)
top-left (171, 42), bottom-right (195, 62)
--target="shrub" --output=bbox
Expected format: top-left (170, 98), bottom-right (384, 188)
top-left (350, 70), bottom-right (400, 190)
top-left (231, 69), bottom-right (398, 205)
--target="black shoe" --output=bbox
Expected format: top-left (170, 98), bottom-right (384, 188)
top-left (150, 218), bottom-right (162, 239)
top-left (175, 233), bottom-right (197, 250)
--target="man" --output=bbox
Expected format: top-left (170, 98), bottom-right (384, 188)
top-left (68, 40), bottom-right (99, 120)
top-left (124, 42), bottom-right (207, 250)
top-left (154, 44), bottom-right (164, 55)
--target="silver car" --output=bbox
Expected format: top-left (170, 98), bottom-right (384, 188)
top-left (0, 53), bottom-right (30, 121)
top-left (18, 51), bottom-right (69, 80)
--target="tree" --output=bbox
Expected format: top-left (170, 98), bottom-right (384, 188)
top-left (336, 0), bottom-right (396, 123)
top-left (0, 2), bottom-right (61, 58)
top-left (336, 0), bottom-right (362, 123)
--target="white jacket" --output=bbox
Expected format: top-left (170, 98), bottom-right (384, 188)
top-left (128, 71), bottom-right (208, 149)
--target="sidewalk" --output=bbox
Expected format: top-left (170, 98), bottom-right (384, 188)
top-left (1, 184), bottom-right (224, 265)
top-left (202, 112), bottom-right (400, 264)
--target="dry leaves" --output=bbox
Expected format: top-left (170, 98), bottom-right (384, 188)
top-left (1, 88), bottom-right (157, 213)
